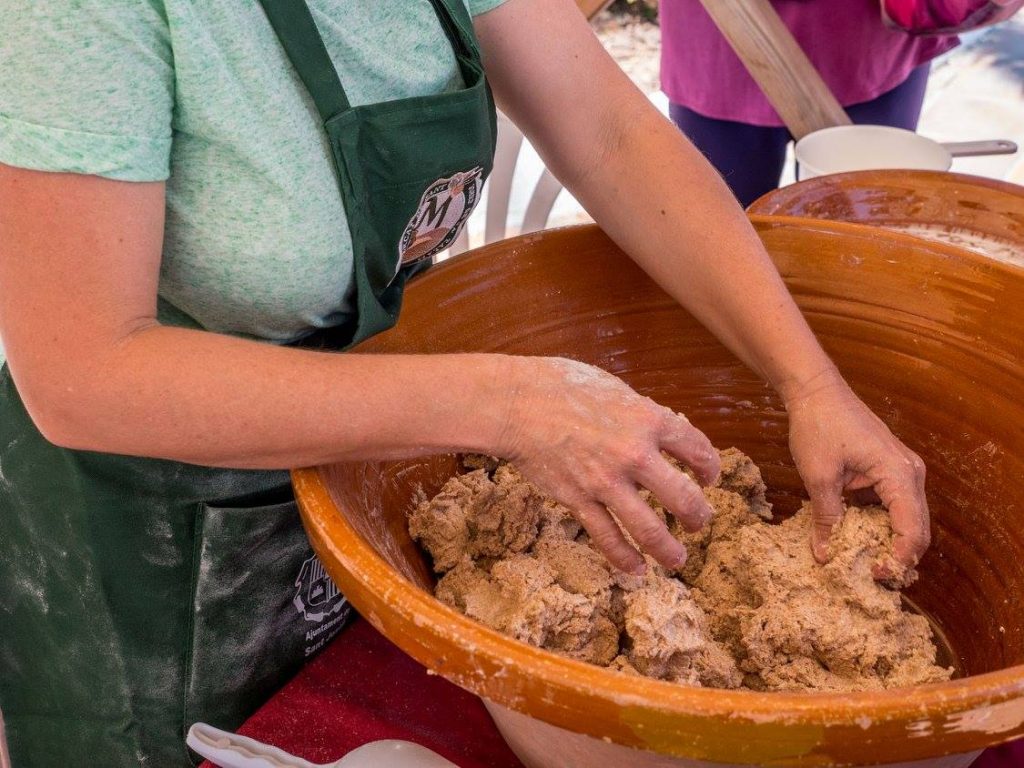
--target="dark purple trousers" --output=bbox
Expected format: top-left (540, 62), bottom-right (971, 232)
top-left (669, 64), bottom-right (932, 207)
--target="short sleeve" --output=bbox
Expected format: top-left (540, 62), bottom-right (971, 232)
top-left (0, 0), bottom-right (174, 182)
top-left (467, 0), bottom-right (511, 16)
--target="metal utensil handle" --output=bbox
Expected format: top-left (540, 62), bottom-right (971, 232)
top-left (941, 140), bottom-right (1019, 158)
top-left (187, 723), bottom-right (321, 768)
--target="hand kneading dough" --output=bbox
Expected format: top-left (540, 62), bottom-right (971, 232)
top-left (409, 449), bottom-right (952, 692)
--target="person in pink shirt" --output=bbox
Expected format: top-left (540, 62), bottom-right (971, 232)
top-left (660, 0), bottom-right (958, 206)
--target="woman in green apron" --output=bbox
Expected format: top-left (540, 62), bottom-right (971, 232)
top-left (0, 0), bottom-right (930, 765)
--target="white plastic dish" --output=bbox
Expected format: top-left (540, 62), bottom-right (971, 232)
top-left (186, 723), bottom-right (460, 768)
top-left (794, 125), bottom-right (1017, 179)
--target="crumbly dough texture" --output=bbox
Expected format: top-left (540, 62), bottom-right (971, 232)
top-left (409, 449), bottom-right (952, 692)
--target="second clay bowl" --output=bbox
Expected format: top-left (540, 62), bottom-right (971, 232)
top-left (748, 169), bottom-right (1024, 267)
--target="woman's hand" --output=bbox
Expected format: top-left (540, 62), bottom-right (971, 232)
top-left (496, 357), bottom-right (720, 575)
top-left (785, 372), bottom-right (930, 569)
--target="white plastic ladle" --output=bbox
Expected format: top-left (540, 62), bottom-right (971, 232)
top-left (186, 723), bottom-right (461, 768)
top-left (794, 125), bottom-right (1019, 180)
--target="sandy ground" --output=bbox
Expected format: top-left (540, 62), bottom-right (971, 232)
top-left (919, 21), bottom-right (1024, 182)
top-left (591, 12), bottom-right (661, 96)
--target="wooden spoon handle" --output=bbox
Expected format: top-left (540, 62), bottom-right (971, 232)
top-left (697, 0), bottom-right (852, 139)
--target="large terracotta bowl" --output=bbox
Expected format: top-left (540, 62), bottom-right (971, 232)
top-left (293, 220), bottom-right (1024, 767)
top-left (748, 170), bottom-right (1024, 267)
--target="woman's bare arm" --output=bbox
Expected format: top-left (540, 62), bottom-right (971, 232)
top-left (0, 164), bottom-right (718, 573)
top-left (474, 0), bottom-right (929, 567)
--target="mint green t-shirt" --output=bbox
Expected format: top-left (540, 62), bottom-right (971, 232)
top-left (0, 0), bottom-right (506, 347)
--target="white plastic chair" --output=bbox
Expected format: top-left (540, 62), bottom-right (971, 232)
top-left (447, 0), bottom-right (612, 253)
top-left (448, 111), bottom-right (565, 256)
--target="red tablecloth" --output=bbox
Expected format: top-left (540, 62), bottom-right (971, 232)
top-left (200, 618), bottom-right (522, 768)
top-left (200, 617), bottom-right (1024, 768)
top-left (974, 743), bottom-right (1024, 767)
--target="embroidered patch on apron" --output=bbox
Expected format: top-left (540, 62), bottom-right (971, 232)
top-left (293, 554), bottom-right (349, 656)
top-left (399, 166), bottom-right (484, 266)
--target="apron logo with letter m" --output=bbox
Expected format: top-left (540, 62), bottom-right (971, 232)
top-left (293, 554), bottom-right (347, 624)
top-left (398, 166), bottom-right (484, 266)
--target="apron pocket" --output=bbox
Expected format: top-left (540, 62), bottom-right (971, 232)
top-left (183, 497), bottom-right (351, 734)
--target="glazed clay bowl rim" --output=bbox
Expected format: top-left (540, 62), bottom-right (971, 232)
top-left (748, 168), bottom-right (1024, 216)
top-left (755, 214), bottom-right (1024, 279)
top-left (292, 218), bottom-right (1024, 755)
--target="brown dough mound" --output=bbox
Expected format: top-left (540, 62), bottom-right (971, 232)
top-left (409, 450), bottom-right (952, 692)
top-left (622, 576), bottom-right (743, 688)
top-left (695, 503), bottom-right (948, 692)
top-left (435, 553), bottom-right (619, 666)
top-left (408, 465), bottom-right (545, 573)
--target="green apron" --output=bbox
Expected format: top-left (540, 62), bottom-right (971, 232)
top-left (0, 0), bottom-right (497, 764)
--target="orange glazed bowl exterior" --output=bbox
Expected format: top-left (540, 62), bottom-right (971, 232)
top-left (293, 221), bottom-right (1024, 767)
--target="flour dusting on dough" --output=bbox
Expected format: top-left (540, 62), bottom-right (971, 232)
top-left (409, 449), bottom-right (952, 692)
